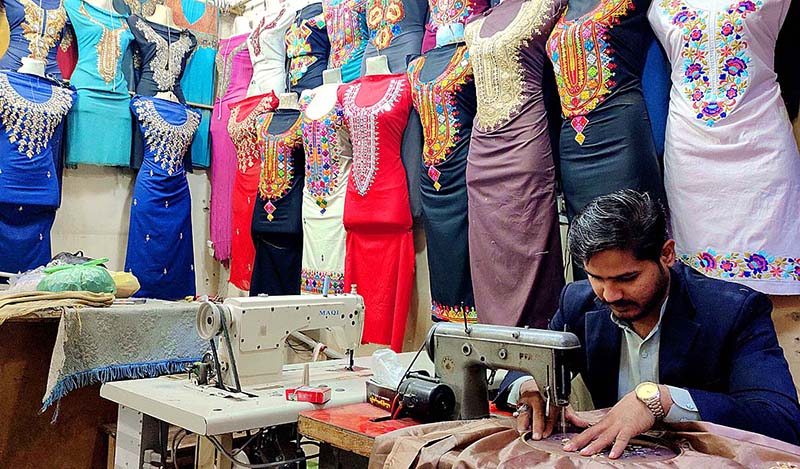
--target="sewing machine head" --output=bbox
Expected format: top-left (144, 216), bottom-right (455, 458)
top-left (425, 322), bottom-right (580, 420)
top-left (196, 293), bottom-right (365, 388)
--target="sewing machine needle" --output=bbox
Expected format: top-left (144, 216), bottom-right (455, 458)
top-left (559, 409), bottom-right (567, 434)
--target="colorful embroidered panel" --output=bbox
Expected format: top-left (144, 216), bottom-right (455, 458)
top-left (301, 97), bottom-right (346, 214)
top-left (228, 95), bottom-right (279, 173)
top-left (21, 0), bottom-right (67, 61)
top-left (132, 98), bottom-right (201, 175)
top-left (680, 249), bottom-right (800, 283)
top-left (430, 0), bottom-right (470, 26)
top-left (324, 0), bottom-right (367, 68)
top-left (366, 0), bottom-right (405, 50)
top-left (249, 7), bottom-right (286, 57)
top-left (301, 268), bottom-right (345, 294)
top-left (341, 78), bottom-right (405, 196)
top-left (257, 113), bottom-right (303, 220)
top-left (547, 0), bottom-right (634, 145)
top-left (464, 0), bottom-right (550, 131)
top-left (0, 73), bottom-right (73, 157)
top-left (432, 300), bottom-right (478, 323)
top-left (407, 45), bottom-right (472, 191)
top-left (286, 13), bottom-right (326, 86)
top-left (659, 0), bottom-right (762, 126)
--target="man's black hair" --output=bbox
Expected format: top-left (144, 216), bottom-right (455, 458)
top-left (568, 189), bottom-right (668, 266)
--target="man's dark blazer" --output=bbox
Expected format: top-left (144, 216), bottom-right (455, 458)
top-left (498, 262), bottom-right (800, 445)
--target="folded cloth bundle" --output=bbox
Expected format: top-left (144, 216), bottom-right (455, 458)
top-left (0, 290), bottom-right (114, 325)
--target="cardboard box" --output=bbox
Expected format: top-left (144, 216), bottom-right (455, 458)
top-left (365, 379), bottom-right (397, 411)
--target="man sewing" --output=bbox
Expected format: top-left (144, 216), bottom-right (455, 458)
top-left (501, 190), bottom-right (800, 458)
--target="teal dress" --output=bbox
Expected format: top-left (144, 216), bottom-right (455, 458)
top-left (64, 0), bottom-right (133, 166)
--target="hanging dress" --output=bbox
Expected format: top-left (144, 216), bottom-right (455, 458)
top-left (209, 32), bottom-right (252, 262)
top-left (421, 0), bottom-right (489, 53)
top-left (0, 71), bottom-right (73, 273)
top-left (0, 0), bottom-right (67, 77)
top-left (361, 0), bottom-right (427, 74)
top-left (64, 0), bottom-right (134, 166)
top-left (126, 95), bottom-right (200, 299)
top-left (339, 74), bottom-right (415, 352)
top-left (126, 15), bottom-right (196, 168)
top-left (250, 109), bottom-right (305, 296)
top-left (285, 2), bottom-right (329, 95)
top-left (547, 0), bottom-right (665, 223)
top-left (322, 0), bottom-right (368, 83)
top-left (649, 0), bottom-right (800, 295)
top-left (407, 43), bottom-right (477, 323)
top-left (227, 92), bottom-right (279, 291)
top-left (465, 0), bottom-right (566, 328)
top-left (299, 84), bottom-right (352, 295)
top-left (247, 5), bottom-right (293, 96)
top-left (56, 23), bottom-right (78, 79)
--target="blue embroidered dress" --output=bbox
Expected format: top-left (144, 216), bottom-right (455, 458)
top-left (125, 95), bottom-right (199, 299)
top-left (0, 0), bottom-right (67, 77)
top-left (0, 71), bottom-right (74, 273)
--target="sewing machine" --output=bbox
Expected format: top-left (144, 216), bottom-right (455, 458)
top-left (425, 322), bottom-right (581, 420)
top-left (195, 293), bottom-right (365, 390)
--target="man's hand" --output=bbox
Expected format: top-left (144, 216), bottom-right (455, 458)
top-left (515, 379), bottom-right (589, 439)
top-left (563, 386), bottom-right (669, 459)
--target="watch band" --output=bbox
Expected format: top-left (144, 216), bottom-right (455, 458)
top-left (643, 395), bottom-right (666, 420)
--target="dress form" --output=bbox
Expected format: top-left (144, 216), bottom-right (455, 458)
top-left (82, 0), bottom-right (114, 13)
top-left (323, 67), bottom-right (342, 84)
top-left (233, 15), bottom-right (252, 36)
top-left (18, 57), bottom-right (46, 76)
top-left (434, 23), bottom-right (464, 47)
top-left (364, 55), bottom-right (389, 75)
top-left (145, 4), bottom-right (178, 29)
top-left (278, 91), bottom-right (299, 109)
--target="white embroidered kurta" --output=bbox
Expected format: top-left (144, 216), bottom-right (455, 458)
top-left (649, 0), bottom-right (800, 294)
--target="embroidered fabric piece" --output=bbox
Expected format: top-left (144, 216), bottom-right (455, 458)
top-left (134, 18), bottom-right (194, 92)
top-left (286, 13), bottom-right (326, 86)
top-left (341, 78), bottom-right (405, 196)
top-left (123, 0), bottom-right (157, 16)
top-left (228, 96), bottom-right (279, 173)
top-left (59, 26), bottom-right (74, 52)
top-left (78, 4), bottom-right (128, 84)
top-left (407, 45), bottom-right (472, 191)
top-left (324, 0), bottom-right (367, 68)
top-left (257, 113), bottom-right (303, 221)
top-left (249, 7), bottom-right (286, 57)
top-left (0, 73), bottom-right (73, 157)
top-left (215, 40), bottom-right (248, 99)
top-left (431, 300), bottom-right (478, 323)
top-left (21, 0), bottom-right (67, 61)
top-left (430, 0), bottom-right (470, 26)
top-left (301, 95), bottom-right (345, 214)
top-left (547, 0), bottom-right (634, 144)
top-left (680, 249), bottom-right (800, 283)
top-left (464, 0), bottom-right (551, 131)
top-left (301, 268), bottom-right (345, 294)
top-left (659, 0), bottom-right (762, 126)
top-left (132, 99), bottom-right (201, 175)
top-left (367, 0), bottom-right (405, 50)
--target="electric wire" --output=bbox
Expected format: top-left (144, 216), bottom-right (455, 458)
top-left (205, 435), bottom-right (318, 468)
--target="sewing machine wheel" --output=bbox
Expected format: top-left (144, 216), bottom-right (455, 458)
top-left (196, 301), bottom-right (224, 340)
top-left (520, 431), bottom-right (678, 462)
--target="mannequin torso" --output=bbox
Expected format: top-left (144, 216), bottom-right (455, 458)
top-left (278, 91), bottom-right (300, 109)
top-left (145, 3), bottom-right (178, 29)
top-left (82, 0), bottom-right (114, 13)
top-left (364, 55), bottom-right (389, 75)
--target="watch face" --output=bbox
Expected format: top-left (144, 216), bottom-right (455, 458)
top-left (637, 383), bottom-right (659, 400)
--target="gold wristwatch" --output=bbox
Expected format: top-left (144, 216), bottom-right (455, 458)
top-left (635, 382), bottom-right (665, 421)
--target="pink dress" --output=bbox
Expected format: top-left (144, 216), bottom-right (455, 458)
top-left (209, 33), bottom-right (253, 262)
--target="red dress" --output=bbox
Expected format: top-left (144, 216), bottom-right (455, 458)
top-left (338, 74), bottom-right (415, 352)
top-left (227, 92), bottom-right (278, 291)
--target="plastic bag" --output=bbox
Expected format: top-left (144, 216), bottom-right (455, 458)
top-left (47, 250), bottom-right (105, 268)
top-left (372, 348), bottom-right (406, 389)
top-left (7, 266), bottom-right (47, 293)
top-left (109, 271), bottom-right (140, 298)
top-left (37, 258), bottom-right (117, 295)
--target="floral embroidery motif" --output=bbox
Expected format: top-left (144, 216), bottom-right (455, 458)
top-left (215, 40), bottom-right (248, 99)
top-left (286, 13), bottom-right (326, 86)
top-left (430, 0), bottom-right (470, 27)
top-left (432, 300), bottom-right (478, 323)
top-left (59, 26), bottom-right (74, 52)
top-left (367, 0), bottom-right (404, 50)
top-left (132, 99), bottom-right (201, 175)
top-left (680, 249), bottom-right (800, 283)
top-left (407, 45), bottom-right (472, 191)
top-left (0, 73), bottom-right (74, 157)
top-left (228, 95), bottom-right (278, 173)
top-left (464, 0), bottom-right (551, 131)
top-left (659, 0), bottom-right (762, 126)
top-left (301, 268), bottom-right (345, 294)
top-left (123, 0), bottom-right (157, 16)
top-left (547, 0), bottom-right (634, 145)
top-left (324, 0), bottom-right (367, 68)
top-left (21, 0), bottom-right (67, 62)
top-left (341, 78), bottom-right (405, 196)
top-left (301, 93), bottom-right (345, 214)
top-left (134, 19), bottom-right (194, 93)
top-left (257, 113), bottom-right (303, 221)
top-left (248, 7), bottom-right (287, 57)
top-left (79, 4), bottom-right (128, 84)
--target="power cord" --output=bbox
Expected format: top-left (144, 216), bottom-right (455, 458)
top-left (204, 435), bottom-right (318, 468)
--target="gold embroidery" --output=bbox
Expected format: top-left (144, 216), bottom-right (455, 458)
top-left (228, 95), bottom-right (277, 173)
top-left (21, 0), bottom-right (67, 62)
top-left (0, 73), bottom-right (73, 157)
top-left (123, 0), bottom-right (157, 16)
top-left (79, 4), bottom-right (128, 84)
top-left (59, 26), bottom-right (74, 52)
top-left (465, 0), bottom-right (552, 131)
top-left (769, 464), bottom-right (799, 469)
top-left (215, 40), bottom-right (248, 99)
top-left (132, 98), bottom-right (201, 175)
top-left (134, 18), bottom-right (194, 92)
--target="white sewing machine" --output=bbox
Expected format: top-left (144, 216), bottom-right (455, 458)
top-left (195, 293), bottom-right (366, 390)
